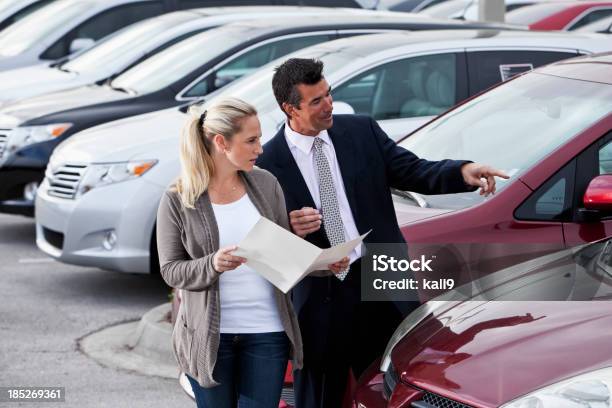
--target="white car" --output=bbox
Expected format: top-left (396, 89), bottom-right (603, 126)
top-left (35, 30), bottom-right (612, 274)
top-left (0, 0), bottom-right (184, 71)
top-left (0, 6), bottom-right (371, 106)
top-left (0, 0), bottom-right (55, 33)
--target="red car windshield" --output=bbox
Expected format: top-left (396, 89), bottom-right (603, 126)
top-left (398, 71), bottom-right (612, 210)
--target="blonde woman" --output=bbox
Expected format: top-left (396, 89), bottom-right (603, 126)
top-left (157, 98), bottom-right (347, 407)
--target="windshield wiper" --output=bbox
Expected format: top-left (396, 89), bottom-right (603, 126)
top-left (392, 189), bottom-right (428, 208)
top-left (56, 65), bottom-right (74, 74)
top-left (108, 83), bottom-right (135, 95)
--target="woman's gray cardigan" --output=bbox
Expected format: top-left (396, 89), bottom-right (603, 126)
top-left (156, 168), bottom-right (303, 388)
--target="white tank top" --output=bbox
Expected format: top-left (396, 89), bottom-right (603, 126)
top-left (211, 193), bottom-right (284, 333)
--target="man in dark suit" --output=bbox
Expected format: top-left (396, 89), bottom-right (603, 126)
top-left (256, 58), bottom-right (507, 408)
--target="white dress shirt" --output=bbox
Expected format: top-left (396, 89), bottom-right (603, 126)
top-left (284, 123), bottom-right (362, 263)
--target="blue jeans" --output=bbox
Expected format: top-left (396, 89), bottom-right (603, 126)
top-left (187, 332), bottom-right (289, 408)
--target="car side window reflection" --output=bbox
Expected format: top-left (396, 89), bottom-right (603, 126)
top-left (466, 50), bottom-right (577, 94)
top-left (569, 8), bottom-right (612, 30)
top-left (41, 2), bottom-right (164, 60)
top-left (183, 34), bottom-right (333, 98)
top-left (332, 52), bottom-right (457, 120)
top-left (599, 141), bottom-right (612, 175)
top-left (515, 160), bottom-right (576, 222)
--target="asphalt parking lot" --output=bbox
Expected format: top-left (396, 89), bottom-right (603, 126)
top-left (0, 214), bottom-right (191, 407)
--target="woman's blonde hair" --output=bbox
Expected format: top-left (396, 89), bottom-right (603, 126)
top-left (176, 97), bottom-right (257, 208)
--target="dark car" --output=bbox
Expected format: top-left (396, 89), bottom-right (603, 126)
top-left (355, 235), bottom-right (612, 407)
top-left (0, 14), bottom-right (518, 216)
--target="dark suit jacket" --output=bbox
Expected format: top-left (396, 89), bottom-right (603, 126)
top-left (256, 114), bottom-right (473, 368)
top-left (257, 114), bottom-right (471, 248)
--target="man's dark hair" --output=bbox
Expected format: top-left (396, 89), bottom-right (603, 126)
top-left (272, 58), bottom-right (324, 117)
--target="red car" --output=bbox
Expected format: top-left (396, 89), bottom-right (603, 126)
top-left (355, 237), bottom-right (612, 407)
top-left (354, 53), bottom-right (612, 407)
top-left (506, 1), bottom-right (612, 30)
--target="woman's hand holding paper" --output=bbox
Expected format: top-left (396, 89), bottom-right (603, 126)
top-left (213, 245), bottom-right (247, 273)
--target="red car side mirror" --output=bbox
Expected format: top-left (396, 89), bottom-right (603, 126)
top-left (583, 175), bottom-right (612, 211)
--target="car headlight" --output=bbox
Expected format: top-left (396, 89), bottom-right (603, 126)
top-left (501, 367), bottom-right (612, 408)
top-left (76, 160), bottom-right (157, 196)
top-left (380, 300), bottom-right (457, 372)
top-left (6, 123), bottom-right (72, 154)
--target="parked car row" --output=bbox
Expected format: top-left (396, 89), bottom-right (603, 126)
top-left (0, 6), bottom-right (378, 106)
top-left (30, 28), bottom-right (612, 277)
top-left (0, 0), bottom-right (373, 71)
top-left (0, 12), bottom-right (516, 217)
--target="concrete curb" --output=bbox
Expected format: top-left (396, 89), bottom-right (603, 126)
top-left (80, 303), bottom-right (178, 379)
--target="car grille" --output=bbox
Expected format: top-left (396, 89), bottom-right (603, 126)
top-left (383, 363), bottom-right (400, 400)
top-left (0, 129), bottom-right (9, 161)
top-left (411, 392), bottom-right (473, 408)
top-left (46, 163), bottom-right (87, 199)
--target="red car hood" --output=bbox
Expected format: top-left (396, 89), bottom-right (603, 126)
top-left (392, 301), bottom-right (612, 407)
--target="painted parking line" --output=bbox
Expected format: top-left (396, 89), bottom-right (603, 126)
top-left (18, 258), bottom-right (55, 264)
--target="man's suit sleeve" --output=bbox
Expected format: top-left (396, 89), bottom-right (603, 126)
top-left (369, 117), bottom-right (476, 194)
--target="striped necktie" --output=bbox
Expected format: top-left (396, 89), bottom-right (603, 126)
top-left (313, 136), bottom-right (349, 280)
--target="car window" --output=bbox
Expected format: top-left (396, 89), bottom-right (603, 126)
top-left (398, 72), bottom-right (612, 211)
top-left (575, 15), bottom-right (612, 33)
top-left (62, 12), bottom-right (198, 75)
top-left (467, 50), bottom-right (578, 95)
top-left (506, 3), bottom-right (570, 25)
top-left (599, 141), bottom-right (612, 175)
top-left (506, 3), bottom-right (529, 13)
top-left (415, 0), bottom-right (448, 11)
top-left (0, 0), bottom-right (90, 57)
top-left (41, 2), bottom-right (165, 60)
top-left (568, 8), bottom-right (612, 30)
top-left (0, 0), bottom-right (55, 32)
top-left (110, 26), bottom-right (247, 95)
top-left (378, 0), bottom-right (420, 11)
top-left (183, 34), bottom-right (334, 98)
top-left (201, 47), bottom-right (354, 117)
top-left (515, 160), bottom-right (575, 222)
top-left (333, 53), bottom-right (457, 120)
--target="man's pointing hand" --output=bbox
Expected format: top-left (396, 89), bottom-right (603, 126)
top-left (461, 163), bottom-right (510, 197)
